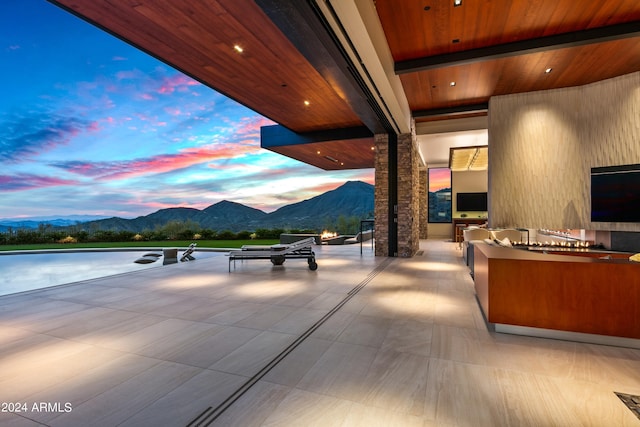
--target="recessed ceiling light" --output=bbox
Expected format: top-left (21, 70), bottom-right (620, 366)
top-left (454, 0), bottom-right (462, 6)
top-left (304, 100), bottom-right (310, 106)
top-left (370, 146), bottom-right (375, 150)
top-left (317, 150), bottom-right (321, 154)
top-left (545, 68), bottom-right (553, 73)
top-left (450, 81), bottom-right (456, 86)
top-left (233, 45), bottom-right (243, 53)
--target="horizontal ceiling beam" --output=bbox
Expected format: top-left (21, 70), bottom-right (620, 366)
top-left (413, 103), bottom-right (488, 119)
top-left (260, 124), bottom-right (373, 148)
top-left (396, 21), bottom-right (640, 74)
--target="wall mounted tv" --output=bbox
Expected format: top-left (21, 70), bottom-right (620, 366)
top-left (591, 164), bottom-right (640, 222)
top-left (456, 192), bottom-right (487, 212)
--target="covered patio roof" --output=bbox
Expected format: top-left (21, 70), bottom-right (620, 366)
top-left (49, 0), bottom-right (640, 170)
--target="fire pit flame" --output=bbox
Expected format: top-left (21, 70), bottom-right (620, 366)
top-left (321, 230), bottom-right (337, 239)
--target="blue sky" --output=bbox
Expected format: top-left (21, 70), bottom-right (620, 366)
top-left (0, 0), bottom-right (374, 219)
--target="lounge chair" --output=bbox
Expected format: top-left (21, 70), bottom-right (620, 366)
top-left (228, 237), bottom-right (317, 272)
top-left (180, 243), bottom-right (197, 262)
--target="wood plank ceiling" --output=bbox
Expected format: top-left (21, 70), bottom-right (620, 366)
top-left (375, 0), bottom-right (640, 122)
top-left (49, 0), bottom-right (640, 169)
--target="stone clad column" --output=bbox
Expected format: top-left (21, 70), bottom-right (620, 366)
top-left (374, 133), bottom-right (389, 256)
top-left (397, 132), bottom-right (421, 257)
top-left (374, 130), bottom-right (423, 257)
top-left (419, 167), bottom-right (428, 239)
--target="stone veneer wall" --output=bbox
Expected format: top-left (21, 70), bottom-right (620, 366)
top-left (374, 133), bottom-right (389, 256)
top-left (419, 168), bottom-right (428, 239)
top-left (397, 132), bottom-right (420, 257)
top-left (489, 71), bottom-right (640, 231)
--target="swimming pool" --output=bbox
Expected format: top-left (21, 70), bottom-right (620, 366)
top-left (0, 250), bottom-right (218, 296)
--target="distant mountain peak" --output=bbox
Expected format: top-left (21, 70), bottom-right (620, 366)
top-left (5, 180), bottom-right (374, 232)
top-left (204, 199), bottom-right (266, 214)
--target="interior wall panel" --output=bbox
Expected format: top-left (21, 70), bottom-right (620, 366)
top-left (489, 71), bottom-right (640, 231)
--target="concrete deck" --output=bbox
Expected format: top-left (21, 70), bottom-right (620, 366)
top-left (1, 240), bottom-right (639, 426)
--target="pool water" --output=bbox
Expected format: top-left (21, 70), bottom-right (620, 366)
top-left (0, 250), bottom-right (215, 296)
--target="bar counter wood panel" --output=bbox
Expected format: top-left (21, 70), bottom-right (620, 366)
top-left (474, 244), bottom-right (640, 339)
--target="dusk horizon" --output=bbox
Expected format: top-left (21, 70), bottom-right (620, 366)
top-left (1, 0), bottom-right (374, 220)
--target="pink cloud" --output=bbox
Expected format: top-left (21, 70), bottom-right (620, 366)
top-left (164, 107), bottom-right (184, 116)
top-left (157, 74), bottom-right (200, 95)
top-left (55, 144), bottom-right (260, 181)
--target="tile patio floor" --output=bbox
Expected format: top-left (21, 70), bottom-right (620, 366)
top-left (1, 240), bottom-right (639, 426)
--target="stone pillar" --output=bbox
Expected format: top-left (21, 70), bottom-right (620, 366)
top-left (419, 167), bottom-right (428, 239)
top-left (374, 133), bottom-right (389, 256)
top-left (396, 132), bottom-right (420, 257)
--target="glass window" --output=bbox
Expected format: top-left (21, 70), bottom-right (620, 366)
top-left (428, 168), bottom-right (451, 223)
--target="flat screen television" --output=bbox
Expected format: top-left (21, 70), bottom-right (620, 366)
top-left (591, 164), bottom-right (640, 222)
top-left (456, 192), bottom-right (487, 212)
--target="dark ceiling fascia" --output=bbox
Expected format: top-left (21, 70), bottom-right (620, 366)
top-left (254, 0), bottom-right (393, 134)
top-left (413, 103), bottom-right (489, 119)
top-left (260, 124), bottom-right (373, 149)
top-left (396, 21), bottom-right (640, 74)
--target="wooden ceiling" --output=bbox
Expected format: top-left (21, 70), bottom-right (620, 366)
top-left (267, 138), bottom-right (376, 171)
top-left (375, 0), bottom-right (640, 121)
top-left (49, 0), bottom-right (640, 169)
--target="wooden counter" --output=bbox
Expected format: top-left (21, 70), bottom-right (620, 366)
top-left (474, 244), bottom-right (640, 340)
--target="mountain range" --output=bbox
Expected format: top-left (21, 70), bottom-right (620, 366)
top-left (1, 181), bottom-right (374, 232)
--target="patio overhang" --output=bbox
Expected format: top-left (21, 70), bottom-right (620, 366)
top-left (260, 125), bottom-right (374, 170)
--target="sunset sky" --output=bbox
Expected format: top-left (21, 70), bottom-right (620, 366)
top-left (428, 168), bottom-right (451, 192)
top-left (0, 0), bottom-right (374, 219)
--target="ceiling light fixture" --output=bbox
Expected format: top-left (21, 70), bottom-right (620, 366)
top-left (454, 0), bottom-right (462, 6)
top-left (304, 100), bottom-right (310, 106)
top-left (324, 155), bottom-right (339, 163)
top-left (233, 45), bottom-right (243, 53)
top-left (449, 146), bottom-right (488, 171)
top-left (450, 81), bottom-right (456, 86)
top-left (545, 68), bottom-right (553, 73)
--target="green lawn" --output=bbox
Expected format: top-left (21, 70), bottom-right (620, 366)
top-left (0, 239), bottom-right (280, 251)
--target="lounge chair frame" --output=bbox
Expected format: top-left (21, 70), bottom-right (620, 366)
top-left (228, 237), bottom-right (317, 272)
